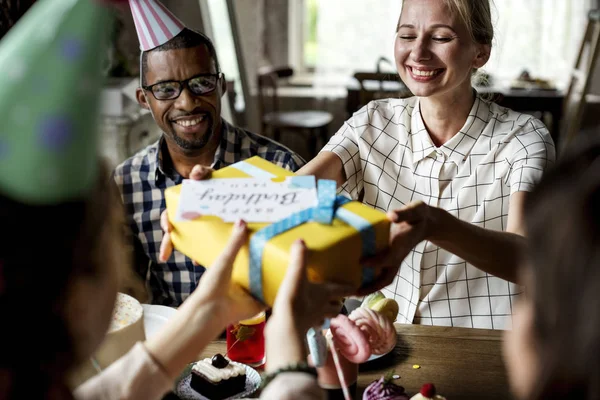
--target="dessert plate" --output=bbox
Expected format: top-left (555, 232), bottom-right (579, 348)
top-left (344, 299), bottom-right (396, 363)
top-left (365, 349), bottom-right (392, 362)
top-left (175, 362), bottom-right (261, 400)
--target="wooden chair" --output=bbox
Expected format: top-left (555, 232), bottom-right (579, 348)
top-left (257, 66), bottom-right (333, 159)
top-left (560, 9), bottom-right (600, 151)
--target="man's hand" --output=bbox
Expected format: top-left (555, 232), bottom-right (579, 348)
top-left (159, 165), bottom-right (213, 262)
top-left (356, 201), bottom-right (433, 296)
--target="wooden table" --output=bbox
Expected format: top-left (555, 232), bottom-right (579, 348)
top-left (175, 324), bottom-right (509, 400)
top-left (356, 324), bottom-right (509, 400)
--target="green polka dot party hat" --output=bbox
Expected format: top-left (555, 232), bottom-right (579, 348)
top-left (0, 0), bottom-right (120, 204)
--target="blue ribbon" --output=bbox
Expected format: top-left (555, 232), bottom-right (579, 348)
top-left (231, 161), bottom-right (277, 179)
top-left (247, 178), bottom-right (377, 368)
top-left (248, 179), bottom-right (377, 303)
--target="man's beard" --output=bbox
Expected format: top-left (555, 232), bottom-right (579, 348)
top-left (171, 114), bottom-right (215, 151)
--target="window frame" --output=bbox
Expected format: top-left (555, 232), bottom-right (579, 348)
top-left (288, 0), bottom-right (315, 75)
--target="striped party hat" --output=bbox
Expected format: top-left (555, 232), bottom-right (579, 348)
top-left (0, 0), bottom-right (115, 204)
top-left (128, 0), bottom-right (185, 51)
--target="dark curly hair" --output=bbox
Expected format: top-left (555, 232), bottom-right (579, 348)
top-left (524, 134), bottom-right (600, 400)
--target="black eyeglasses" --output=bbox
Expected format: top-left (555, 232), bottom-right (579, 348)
top-left (143, 72), bottom-right (223, 100)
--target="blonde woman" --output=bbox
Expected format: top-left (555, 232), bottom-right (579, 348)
top-left (299, 0), bottom-right (555, 330)
top-left (160, 0), bottom-right (555, 331)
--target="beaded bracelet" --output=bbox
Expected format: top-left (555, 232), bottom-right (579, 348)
top-left (260, 362), bottom-right (318, 390)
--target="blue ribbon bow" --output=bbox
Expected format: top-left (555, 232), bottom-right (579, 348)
top-left (248, 179), bottom-right (377, 303)
top-left (248, 179), bottom-right (378, 367)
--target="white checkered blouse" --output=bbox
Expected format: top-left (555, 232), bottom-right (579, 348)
top-left (322, 94), bottom-right (555, 329)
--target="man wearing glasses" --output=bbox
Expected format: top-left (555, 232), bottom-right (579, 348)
top-left (114, 23), bottom-right (305, 306)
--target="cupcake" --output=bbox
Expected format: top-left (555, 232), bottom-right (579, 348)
top-left (348, 307), bottom-right (397, 356)
top-left (410, 383), bottom-right (447, 400)
top-left (363, 375), bottom-right (409, 400)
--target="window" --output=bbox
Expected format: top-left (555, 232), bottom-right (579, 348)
top-left (202, 0), bottom-right (247, 114)
top-left (486, 0), bottom-right (593, 87)
top-left (304, 0), bottom-right (318, 68)
top-left (290, 0), bottom-right (402, 79)
top-left (289, 0), bottom-right (594, 88)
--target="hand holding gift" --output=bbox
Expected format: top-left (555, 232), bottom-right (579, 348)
top-left (163, 157), bottom-right (391, 306)
top-left (159, 164), bottom-right (214, 263)
top-left (315, 292), bottom-right (400, 400)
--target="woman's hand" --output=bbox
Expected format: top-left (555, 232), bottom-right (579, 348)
top-left (145, 219), bottom-right (263, 379)
top-left (356, 201), bottom-right (434, 296)
top-left (270, 239), bottom-right (355, 333)
top-left (265, 240), bottom-right (355, 372)
top-left (186, 219), bottom-right (264, 326)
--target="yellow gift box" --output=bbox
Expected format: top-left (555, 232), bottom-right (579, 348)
top-left (165, 156), bottom-right (390, 306)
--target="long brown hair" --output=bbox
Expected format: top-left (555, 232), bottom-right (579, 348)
top-left (524, 135), bottom-right (600, 399)
top-left (0, 161), bottom-right (125, 399)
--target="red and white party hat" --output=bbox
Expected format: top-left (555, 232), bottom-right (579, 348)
top-left (128, 0), bottom-right (185, 51)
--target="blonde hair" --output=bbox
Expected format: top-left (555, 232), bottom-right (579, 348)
top-left (398, 0), bottom-right (494, 46)
top-left (442, 0), bottom-right (494, 45)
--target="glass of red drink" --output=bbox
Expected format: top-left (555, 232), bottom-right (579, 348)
top-left (226, 311), bottom-right (266, 367)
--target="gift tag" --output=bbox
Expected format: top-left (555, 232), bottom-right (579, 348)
top-left (176, 176), bottom-right (319, 223)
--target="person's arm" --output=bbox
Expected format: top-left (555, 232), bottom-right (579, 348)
top-left (74, 290), bottom-right (247, 400)
top-left (76, 221), bottom-right (265, 400)
top-left (421, 117), bottom-right (552, 283)
top-left (358, 193), bottom-right (525, 295)
top-left (296, 152), bottom-right (346, 186)
top-left (264, 313), bottom-right (307, 373)
top-left (359, 119), bottom-right (555, 291)
top-left (417, 193), bottom-right (528, 283)
top-left (260, 373), bottom-right (326, 400)
top-left (145, 220), bottom-right (263, 378)
top-left (73, 343), bottom-right (172, 400)
top-left (260, 241), bottom-right (353, 400)
top-left (426, 191), bottom-right (527, 283)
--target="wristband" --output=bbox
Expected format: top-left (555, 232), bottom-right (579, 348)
top-left (260, 361), bottom-right (318, 390)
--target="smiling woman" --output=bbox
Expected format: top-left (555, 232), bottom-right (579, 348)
top-left (298, 0), bottom-right (556, 329)
top-left (306, 0), bottom-right (591, 89)
top-left (394, 0), bottom-right (491, 107)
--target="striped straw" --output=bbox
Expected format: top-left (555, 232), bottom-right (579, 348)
top-left (327, 335), bottom-right (352, 400)
top-left (128, 0), bottom-right (185, 51)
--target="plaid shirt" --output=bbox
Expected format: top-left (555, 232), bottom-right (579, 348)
top-left (113, 119), bottom-right (305, 306)
top-left (323, 94), bottom-right (555, 329)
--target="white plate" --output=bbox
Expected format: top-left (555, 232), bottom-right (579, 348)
top-left (365, 351), bottom-right (388, 362)
top-left (344, 299), bottom-right (396, 363)
top-left (364, 339), bottom-right (396, 363)
top-left (175, 362), bottom-right (261, 400)
top-left (142, 304), bottom-right (178, 339)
